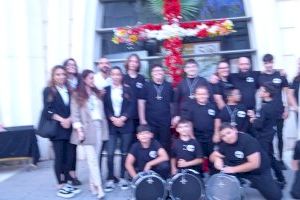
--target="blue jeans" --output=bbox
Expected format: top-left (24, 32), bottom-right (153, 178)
top-left (106, 132), bottom-right (132, 179)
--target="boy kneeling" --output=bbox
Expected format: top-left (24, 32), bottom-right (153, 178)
top-left (125, 125), bottom-right (170, 179)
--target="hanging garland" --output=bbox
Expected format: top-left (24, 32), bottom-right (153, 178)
top-left (112, 0), bottom-right (235, 86)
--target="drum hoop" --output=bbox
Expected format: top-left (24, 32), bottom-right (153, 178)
top-left (132, 172), bottom-right (167, 199)
top-left (168, 172), bottom-right (204, 199)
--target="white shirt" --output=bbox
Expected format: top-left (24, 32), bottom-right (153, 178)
top-left (55, 85), bottom-right (69, 105)
top-left (111, 86), bottom-right (123, 117)
top-left (94, 72), bottom-right (112, 90)
top-left (88, 94), bottom-right (102, 120)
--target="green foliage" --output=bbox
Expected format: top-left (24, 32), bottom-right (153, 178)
top-left (147, 0), bottom-right (200, 21)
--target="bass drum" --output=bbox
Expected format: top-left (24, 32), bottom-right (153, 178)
top-left (205, 173), bottom-right (242, 200)
top-left (168, 169), bottom-right (205, 200)
top-left (132, 170), bottom-right (167, 200)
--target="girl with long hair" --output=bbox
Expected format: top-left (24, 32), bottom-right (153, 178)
top-left (70, 69), bottom-right (109, 200)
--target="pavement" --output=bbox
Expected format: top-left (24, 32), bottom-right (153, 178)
top-left (0, 158), bottom-right (297, 200)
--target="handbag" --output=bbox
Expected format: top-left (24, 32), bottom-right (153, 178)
top-left (36, 111), bottom-right (58, 138)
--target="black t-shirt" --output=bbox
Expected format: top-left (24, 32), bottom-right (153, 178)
top-left (217, 104), bottom-right (249, 133)
top-left (252, 100), bottom-right (277, 141)
top-left (212, 79), bottom-right (234, 101)
top-left (171, 138), bottom-right (203, 171)
top-left (290, 77), bottom-right (300, 105)
top-left (258, 71), bottom-right (288, 117)
top-left (174, 77), bottom-right (214, 115)
top-left (294, 140), bottom-right (300, 160)
top-left (123, 74), bottom-right (145, 119)
top-left (229, 71), bottom-right (260, 110)
top-left (219, 133), bottom-right (269, 174)
top-left (139, 80), bottom-right (174, 125)
top-left (181, 101), bottom-right (217, 141)
top-left (129, 139), bottom-right (163, 171)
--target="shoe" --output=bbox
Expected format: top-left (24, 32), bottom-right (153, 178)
top-left (97, 193), bottom-right (105, 200)
top-left (104, 180), bottom-right (115, 192)
top-left (65, 184), bottom-right (81, 194)
top-left (118, 178), bottom-right (129, 190)
top-left (56, 187), bottom-right (75, 199)
top-left (71, 178), bottom-right (82, 186)
top-left (278, 160), bottom-right (287, 170)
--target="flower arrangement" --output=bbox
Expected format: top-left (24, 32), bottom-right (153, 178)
top-left (112, 20), bottom-right (235, 45)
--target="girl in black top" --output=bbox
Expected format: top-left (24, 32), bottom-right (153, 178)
top-left (42, 65), bottom-right (80, 198)
top-left (103, 66), bottom-right (134, 191)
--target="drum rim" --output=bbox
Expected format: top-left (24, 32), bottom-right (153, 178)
top-left (132, 172), bottom-right (167, 199)
top-left (168, 172), bottom-right (204, 199)
top-left (205, 173), bottom-right (242, 199)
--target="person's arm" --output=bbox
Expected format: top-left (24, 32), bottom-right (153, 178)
top-left (177, 158), bottom-right (203, 168)
top-left (171, 158), bottom-right (177, 175)
top-left (120, 86), bottom-right (134, 121)
top-left (138, 99), bottom-right (147, 124)
top-left (288, 88), bottom-right (298, 111)
top-left (125, 153), bottom-right (138, 178)
top-left (144, 148), bottom-right (169, 171)
top-left (213, 118), bottom-right (221, 143)
top-left (222, 152), bottom-right (261, 174)
top-left (214, 94), bottom-right (226, 110)
top-left (209, 150), bottom-right (224, 170)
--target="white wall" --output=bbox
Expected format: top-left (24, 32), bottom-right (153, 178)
top-left (0, 0), bottom-right (98, 159)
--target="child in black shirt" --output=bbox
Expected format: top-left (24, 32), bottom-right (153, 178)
top-left (215, 87), bottom-right (249, 134)
top-left (171, 119), bottom-right (203, 175)
top-left (125, 125), bottom-right (170, 179)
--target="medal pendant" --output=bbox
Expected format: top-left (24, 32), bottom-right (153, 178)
top-left (156, 96), bottom-right (163, 100)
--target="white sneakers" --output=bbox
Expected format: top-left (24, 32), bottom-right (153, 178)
top-left (118, 178), bottom-right (129, 190)
top-left (56, 184), bottom-right (81, 198)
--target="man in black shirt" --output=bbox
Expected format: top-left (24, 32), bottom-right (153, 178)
top-left (138, 64), bottom-right (174, 152)
top-left (125, 125), bottom-right (170, 179)
top-left (172, 59), bottom-right (214, 126)
top-left (210, 123), bottom-right (282, 200)
top-left (258, 54), bottom-right (289, 166)
top-left (171, 120), bottom-right (203, 175)
top-left (248, 82), bottom-right (286, 187)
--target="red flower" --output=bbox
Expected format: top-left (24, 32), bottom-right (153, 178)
top-left (196, 29), bottom-right (208, 38)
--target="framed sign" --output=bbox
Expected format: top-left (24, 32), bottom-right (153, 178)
top-left (183, 42), bottom-right (221, 79)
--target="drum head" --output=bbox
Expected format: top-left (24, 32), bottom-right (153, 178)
top-left (134, 175), bottom-right (166, 200)
top-left (206, 173), bottom-right (242, 200)
top-left (170, 173), bottom-right (203, 200)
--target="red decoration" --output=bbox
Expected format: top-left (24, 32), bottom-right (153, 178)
top-left (112, 0), bottom-right (235, 87)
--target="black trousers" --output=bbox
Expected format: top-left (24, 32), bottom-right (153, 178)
top-left (239, 170), bottom-right (282, 200)
top-left (52, 140), bottom-right (74, 184)
top-left (68, 144), bottom-right (77, 172)
top-left (276, 119), bottom-right (284, 160)
top-left (258, 139), bottom-right (285, 182)
top-left (149, 123), bottom-right (171, 153)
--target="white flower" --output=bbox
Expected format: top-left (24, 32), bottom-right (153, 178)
top-left (208, 25), bottom-right (219, 34)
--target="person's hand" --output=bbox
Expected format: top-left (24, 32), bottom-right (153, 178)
top-left (61, 118), bottom-right (71, 129)
top-left (140, 119), bottom-right (148, 125)
top-left (214, 158), bottom-right (224, 170)
top-left (113, 118), bottom-right (125, 127)
top-left (171, 167), bottom-right (177, 176)
top-left (209, 74), bottom-right (220, 84)
top-left (171, 116), bottom-right (180, 128)
top-left (144, 162), bottom-right (152, 171)
top-left (247, 110), bottom-right (255, 118)
top-left (221, 166), bottom-right (236, 174)
top-left (282, 110), bottom-right (289, 119)
top-left (77, 129), bottom-right (85, 142)
top-left (177, 159), bottom-right (189, 168)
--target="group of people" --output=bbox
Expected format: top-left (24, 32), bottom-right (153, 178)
top-left (41, 54), bottom-right (300, 199)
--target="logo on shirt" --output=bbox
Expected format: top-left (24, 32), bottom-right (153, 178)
top-left (234, 151), bottom-right (244, 159)
top-left (237, 111), bottom-right (246, 118)
top-left (246, 77), bottom-right (254, 83)
top-left (208, 109), bottom-right (216, 116)
top-left (184, 145), bottom-right (195, 152)
top-left (272, 78), bottom-right (282, 84)
top-left (136, 82), bottom-right (143, 88)
top-left (149, 151), bottom-right (157, 158)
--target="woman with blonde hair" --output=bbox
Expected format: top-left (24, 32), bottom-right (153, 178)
top-left (42, 65), bottom-right (80, 198)
top-left (70, 69), bottom-right (109, 200)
